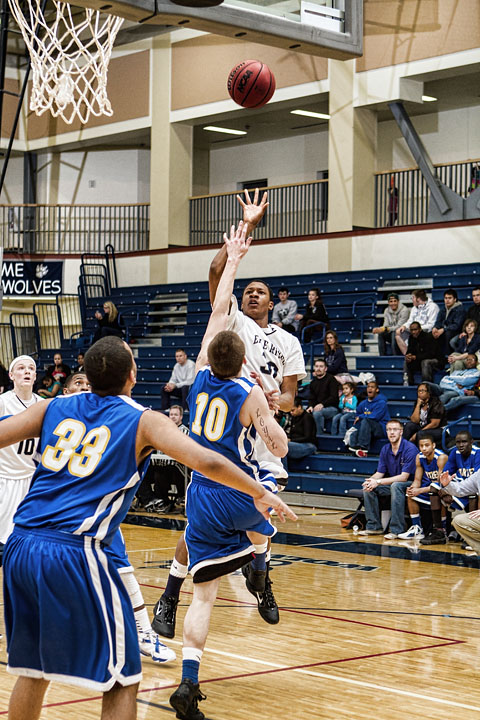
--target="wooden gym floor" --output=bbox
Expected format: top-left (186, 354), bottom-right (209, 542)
top-left (1, 507), bottom-right (479, 719)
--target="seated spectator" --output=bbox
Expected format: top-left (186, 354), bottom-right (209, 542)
top-left (348, 380), bottom-right (390, 458)
top-left (403, 383), bottom-right (446, 446)
top-left (426, 354), bottom-right (480, 411)
top-left (331, 382), bottom-right (357, 436)
top-left (442, 431), bottom-right (480, 513)
top-left (359, 419), bottom-right (418, 538)
top-left (161, 348), bottom-right (195, 412)
top-left (72, 351), bottom-right (85, 373)
top-left (448, 319), bottom-right (480, 370)
top-left (372, 293), bottom-right (409, 356)
top-left (404, 321), bottom-right (444, 385)
top-left (282, 396), bottom-right (317, 471)
top-left (306, 358), bottom-right (340, 434)
top-left (271, 287), bottom-right (298, 335)
top-left (93, 300), bottom-right (122, 343)
top-left (464, 287), bottom-right (480, 326)
top-left (432, 289), bottom-right (466, 354)
top-left (395, 290), bottom-right (440, 355)
top-left (46, 351), bottom-right (70, 385)
top-left (38, 374), bottom-right (62, 398)
top-left (403, 434), bottom-right (448, 544)
top-left (295, 287), bottom-right (330, 343)
top-left (135, 406), bottom-right (190, 512)
top-left (324, 330), bottom-right (349, 380)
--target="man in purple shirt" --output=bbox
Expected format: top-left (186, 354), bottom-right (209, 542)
top-left (359, 419), bottom-right (418, 539)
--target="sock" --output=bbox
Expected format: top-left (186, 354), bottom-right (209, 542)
top-left (251, 541), bottom-right (268, 572)
top-left (120, 571), bottom-right (151, 634)
top-left (164, 558), bottom-right (188, 599)
top-left (431, 508), bottom-right (442, 529)
top-left (182, 647), bottom-right (203, 684)
top-left (410, 514), bottom-right (422, 528)
top-left (441, 517), bottom-right (447, 530)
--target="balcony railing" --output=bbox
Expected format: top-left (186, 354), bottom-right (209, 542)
top-left (189, 180), bottom-right (328, 246)
top-left (375, 158), bottom-right (480, 228)
top-left (0, 204), bottom-right (149, 254)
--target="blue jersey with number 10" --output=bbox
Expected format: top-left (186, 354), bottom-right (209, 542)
top-left (13, 392), bottom-right (150, 545)
top-left (188, 367), bottom-right (261, 486)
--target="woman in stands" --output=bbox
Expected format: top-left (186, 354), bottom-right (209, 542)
top-left (37, 373), bottom-right (62, 398)
top-left (93, 300), bottom-right (122, 343)
top-left (295, 287), bottom-right (329, 343)
top-left (324, 330), bottom-right (349, 381)
top-left (402, 382), bottom-right (446, 447)
top-left (448, 319), bottom-right (480, 370)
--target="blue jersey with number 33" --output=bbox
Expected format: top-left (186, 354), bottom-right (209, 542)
top-left (13, 393), bottom-right (149, 545)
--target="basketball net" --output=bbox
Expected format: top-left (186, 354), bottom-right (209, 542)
top-left (8, 0), bottom-right (124, 124)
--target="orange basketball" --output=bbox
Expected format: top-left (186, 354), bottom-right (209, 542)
top-left (227, 60), bottom-right (276, 109)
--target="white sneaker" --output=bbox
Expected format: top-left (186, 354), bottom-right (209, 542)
top-left (138, 631), bottom-right (176, 664)
top-left (383, 532), bottom-right (398, 540)
top-left (398, 525), bottom-right (425, 540)
top-left (358, 529), bottom-right (383, 535)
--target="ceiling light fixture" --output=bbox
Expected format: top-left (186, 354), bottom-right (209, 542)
top-left (203, 126), bottom-right (247, 135)
top-left (422, 95), bottom-right (437, 102)
top-left (290, 109), bottom-right (330, 119)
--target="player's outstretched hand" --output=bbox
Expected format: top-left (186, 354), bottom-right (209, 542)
top-left (236, 188), bottom-right (269, 230)
top-left (439, 471), bottom-right (452, 487)
top-left (223, 220), bottom-right (252, 262)
top-left (250, 371), bottom-right (280, 411)
top-left (254, 490), bottom-right (298, 523)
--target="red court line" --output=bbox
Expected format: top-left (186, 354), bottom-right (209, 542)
top-left (140, 583), bottom-right (461, 643)
top-left (0, 637), bottom-right (463, 714)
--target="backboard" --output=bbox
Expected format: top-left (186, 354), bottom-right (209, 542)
top-left (75, 0), bottom-right (363, 59)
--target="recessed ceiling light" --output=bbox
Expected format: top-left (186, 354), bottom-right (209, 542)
top-left (203, 126), bottom-right (247, 135)
top-left (422, 95), bottom-right (437, 102)
top-left (290, 109), bottom-right (330, 119)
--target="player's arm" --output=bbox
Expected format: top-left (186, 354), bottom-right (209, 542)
top-left (277, 374), bottom-right (298, 413)
top-left (0, 400), bottom-right (50, 446)
top-left (241, 384), bottom-right (288, 458)
top-left (137, 411), bottom-right (296, 522)
top-left (208, 189), bottom-right (268, 304)
top-left (406, 456), bottom-right (423, 496)
top-left (196, 222), bottom-right (252, 371)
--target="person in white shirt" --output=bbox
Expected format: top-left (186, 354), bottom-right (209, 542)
top-left (161, 348), bottom-right (196, 412)
top-left (395, 289), bottom-right (440, 355)
top-left (0, 355), bottom-right (42, 548)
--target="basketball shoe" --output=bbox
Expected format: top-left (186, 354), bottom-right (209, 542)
top-left (170, 679), bottom-right (206, 720)
top-left (242, 565), bottom-right (279, 624)
top-left (138, 630), bottom-right (176, 663)
top-left (152, 595), bottom-right (179, 638)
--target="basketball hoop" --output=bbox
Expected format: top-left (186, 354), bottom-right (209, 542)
top-left (7, 0), bottom-right (124, 124)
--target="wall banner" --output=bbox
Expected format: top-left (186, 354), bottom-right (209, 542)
top-left (1, 261), bottom-right (63, 296)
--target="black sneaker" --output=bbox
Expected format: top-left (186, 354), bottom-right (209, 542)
top-left (152, 595), bottom-right (179, 638)
top-left (420, 529), bottom-right (446, 545)
top-left (170, 679), bottom-right (206, 720)
top-left (242, 568), bottom-right (279, 625)
top-left (241, 562), bottom-right (266, 593)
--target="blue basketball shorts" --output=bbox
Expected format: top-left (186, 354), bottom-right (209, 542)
top-left (185, 478), bottom-right (277, 583)
top-left (105, 527), bottom-right (133, 574)
top-left (429, 481), bottom-right (470, 511)
top-left (3, 527), bottom-right (142, 691)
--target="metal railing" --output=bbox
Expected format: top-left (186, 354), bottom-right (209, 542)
top-left (189, 180), bottom-right (328, 246)
top-left (0, 322), bottom-right (14, 369)
top-left (375, 158), bottom-right (480, 228)
top-left (0, 204), bottom-right (149, 254)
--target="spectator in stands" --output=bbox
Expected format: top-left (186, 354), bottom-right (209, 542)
top-left (348, 380), bottom-right (390, 458)
top-left (0, 361), bottom-right (9, 393)
top-left (282, 396), bottom-right (317, 471)
top-left (331, 382), bottom-right (358, 436)
top-left (46, 351), bottom-right (70, 385)
top-left (387, 176), bottom-right (399, 227)
top-left (404, 434), bottom-right (448, 545)
top-left (372, 293), bottom-right (409, 356)
top-left (426, 354), bottom-right (480, 410)
top-left (93, 300), bottom-right (122, 343)
top-left (395, 290), bottom-right (440, 355)
top-left (448, 319), bottom-right (480, 370)
top-left (161, 348), bottom-right (195, 412)
top-left (403, 382), bottom-right (446, 446)
top-left (404, 321), bottom-right (444, 385)
top-left (465, 287), bottom-right (480, 326)
top-left (272, 287), bottom-right (298, 335)
top-left (38, 374), bottom-right (62, 399)
top-left (432, 289), bottom-right (466, 354)
top-left (295, 287), bottom-right (329, 343)
top-left (324, 330), bottom-right (349, 379)
top-left (359, 419), bottom-right (417, 538)
top-left (72, 351), bottom-right (85, 373)
top-left (306, 358), bottom-right (340, 434)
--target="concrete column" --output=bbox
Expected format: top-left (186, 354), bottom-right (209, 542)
top-left (327, 59), bottom-right (377, 271)
top-left (149, 35), bottom-right (193, 284)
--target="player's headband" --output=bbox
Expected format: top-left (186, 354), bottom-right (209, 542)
top-left (9, 355), bottom-right (36, 373)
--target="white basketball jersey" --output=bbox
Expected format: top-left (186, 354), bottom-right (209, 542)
top-left (227, 295), bottom-right (306, 478)
top-left (0, 390), bottom-right (42, 480)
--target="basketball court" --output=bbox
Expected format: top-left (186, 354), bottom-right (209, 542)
top-left (0, 509), bottom-right (478, 719)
